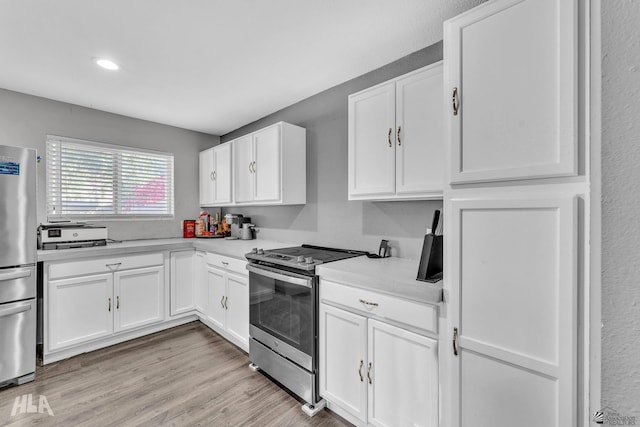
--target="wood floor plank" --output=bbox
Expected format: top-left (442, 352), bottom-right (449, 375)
top-left (0, 322), bottom-right (352, 427)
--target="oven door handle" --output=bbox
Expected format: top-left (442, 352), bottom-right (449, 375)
top-left (246, 264), bottom-right (313, 288)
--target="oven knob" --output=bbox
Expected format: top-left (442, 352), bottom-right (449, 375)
top-left (297, 256), bottom-right (305, 263)
top-left (251, 248), bottom-right (258, 254)
top-left (305, 256), bottom-right (314, 264)
top-left (257, 248), bottom-right (264, 255)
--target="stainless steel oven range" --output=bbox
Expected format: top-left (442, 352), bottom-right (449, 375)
top-left (246, 244), bottom-right (366, 416)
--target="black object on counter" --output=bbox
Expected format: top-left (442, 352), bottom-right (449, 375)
top-left (417, 210), bottom-right (443, 283)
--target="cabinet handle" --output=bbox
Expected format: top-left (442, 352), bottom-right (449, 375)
top-left (116, 296), bottom-right (120, 310)
top-left (221, 261), bottom-right (229, 267)
top-left (397, 126), bottom-right (401, 146)
top-left (220, 295), bottom-right (225, 308)
top-left (210, 171), bottom-right (214, 181)
top-left (358, 360), bottom-right (364, 382)
top-left (249, 162), bottom-right (253, 173)
top-left (213, 170), bottom-right (217, 180)
top-left (359, 298), bottom-right (379, 308)
top-left (224, 296), bottom-right (228, 310)
top-left (453, 327), bottom-right (459, 356)
top-left (108, 298), bottom-right (111, 312)
top-left (387, 128), bottom-right (392, 147)
top-left (105, 262), bottom-right (122, 269)
top-left (367, 362), bottom-right (373, 384)
top-left (252, 161), bottom-right (256, 173)
top-left (452, 87), bottom-right (459, 116)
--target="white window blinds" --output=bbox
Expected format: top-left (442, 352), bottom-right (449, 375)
top-left (46, 135), bottom-right (174, 219)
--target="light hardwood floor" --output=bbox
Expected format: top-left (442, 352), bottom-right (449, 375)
top-left (0, 322), bottom-right (352, 427)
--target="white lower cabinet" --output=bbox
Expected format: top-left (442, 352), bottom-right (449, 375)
top-left (114, 266), bottom-right (164, 332)
top-left (194, 251), bottom-right (208, 314)
top-left (48, 273), bottom-right (114, 350)
top-left (320, 282), bottom-right (438, 427)
top-left (170, 250), bottom-right (195, 316)
top-left (202, 253), bottom-right (249, 351)
top-left (46, 253), bottom-right (166, 357)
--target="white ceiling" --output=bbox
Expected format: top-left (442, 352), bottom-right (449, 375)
top-left (0, 0), bottom-right (479, 135)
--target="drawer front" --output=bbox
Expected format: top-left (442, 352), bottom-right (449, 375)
top-left (206, 253), bottom-right (247, 275)
top-left (320, 280), bottom-right (437, 334)
top-left (48, 252), bottom-right (164, 280)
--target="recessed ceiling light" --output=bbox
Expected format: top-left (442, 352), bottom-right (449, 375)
top-left (95, 58), bottom-right (119, 71)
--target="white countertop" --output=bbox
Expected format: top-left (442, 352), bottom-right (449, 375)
top-left (316, 256), bottom-right (442, 305)
top-left (38, 238), bottom-right (441, 305)
top-left (37, 237), bottom-right (294, 262)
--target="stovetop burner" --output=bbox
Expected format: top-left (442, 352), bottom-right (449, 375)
top-left (246, 244), bottom-right (367, 271)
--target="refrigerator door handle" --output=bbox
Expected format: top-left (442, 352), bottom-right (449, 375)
top-left (0, 300), bottom-right (32, 318)
top-left (0, 268), bottom-right (32, 282)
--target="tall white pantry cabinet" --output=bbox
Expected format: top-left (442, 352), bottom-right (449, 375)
top-left (441, 1), bottom-right (591, 427)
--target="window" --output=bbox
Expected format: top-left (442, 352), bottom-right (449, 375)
top-left (46, 135), bottom-right (174, 220)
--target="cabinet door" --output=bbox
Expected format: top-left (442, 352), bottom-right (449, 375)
top-left (253, 124), bottom-right (281, 202)
top-left (448, 196), bottom-right (577, 427)
top-left (194, 251), bottom-right (208, 314)
top-left (225, 272), bottom-right (249, 349)
top-left (348, 82), bottom-right (396, 198)
top-left (213, 143), bottom-right (233, 204)
top-left (114, 266), bottom-right (164, 333)
top-left (233, 135), bottom-right (254, 203)
top-left (170, 250), bottom-right (194, 316)
top-left (206, 266), bottom-right (226, 329)
top-left (319, 303), bottom-right (367, 422)
top-left (199, 149), bottom-right (214, 206)
top-left (445, 0), bottom-right (577, 183)
top-left (367, 319), bottom-right (438, 427)
top-left (396, 63), bottom-right (444, 197)
top-left (48, 273), bottom-right (113, 350)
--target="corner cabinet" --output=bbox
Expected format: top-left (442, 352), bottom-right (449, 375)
top-left (319, 280), bottom-right (438, 427)
top-left (348, 62), bottom-right (444, 201)
top-left (170, 249), bottom-right (195, 316)
top-left (233, 121), bottom-right (306, 206)
top-left (199, 143), bottom-right (233, 207)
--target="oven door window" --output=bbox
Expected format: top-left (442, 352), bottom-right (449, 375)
top-left (249, 271), bottom-right (313, 356)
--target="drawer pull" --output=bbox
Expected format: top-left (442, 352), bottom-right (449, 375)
top-left (359, 299), bottom-right (379, 308)
top-left (221, 261), bottom-right (229, 267)
top-left (105, 262), bottom-right (122, 270)
top-left (358, 360), bottom-right (364, 382)
top-left (367, 362), bottom-right (373, 384)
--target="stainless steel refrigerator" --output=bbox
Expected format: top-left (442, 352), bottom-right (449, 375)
top-left (0, 145), bottom-right (36, 386)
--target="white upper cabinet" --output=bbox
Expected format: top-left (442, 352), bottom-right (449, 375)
top-left (445, 0), bottom-right (577, 184)
top-left (233, 135), bottom-right (254, 203)
top-left (199, 143), bottom-right (233, 206)
top-left (348, 81), bottom-right (396, 199)
top-left (396, 64), bottom-right (444, 197)
top-left (233, 121), bottom-right (306, 206)
top-left (199, 148), bottom-right (215, 206)
top-left (348, 62), bottom-right (444, 201)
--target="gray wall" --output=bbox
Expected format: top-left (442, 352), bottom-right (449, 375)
top-left (601, 0), bottom-right (640, 416)
top-left (0, 88), bottom-right (218, 240)
top-left (220, 43), bottom-right (444, 260)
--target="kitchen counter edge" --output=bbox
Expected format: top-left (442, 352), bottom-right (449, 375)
top-left (37, 238), bottom-right (290, 262)
top-left (317, 256), bottom-right (443, 306)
